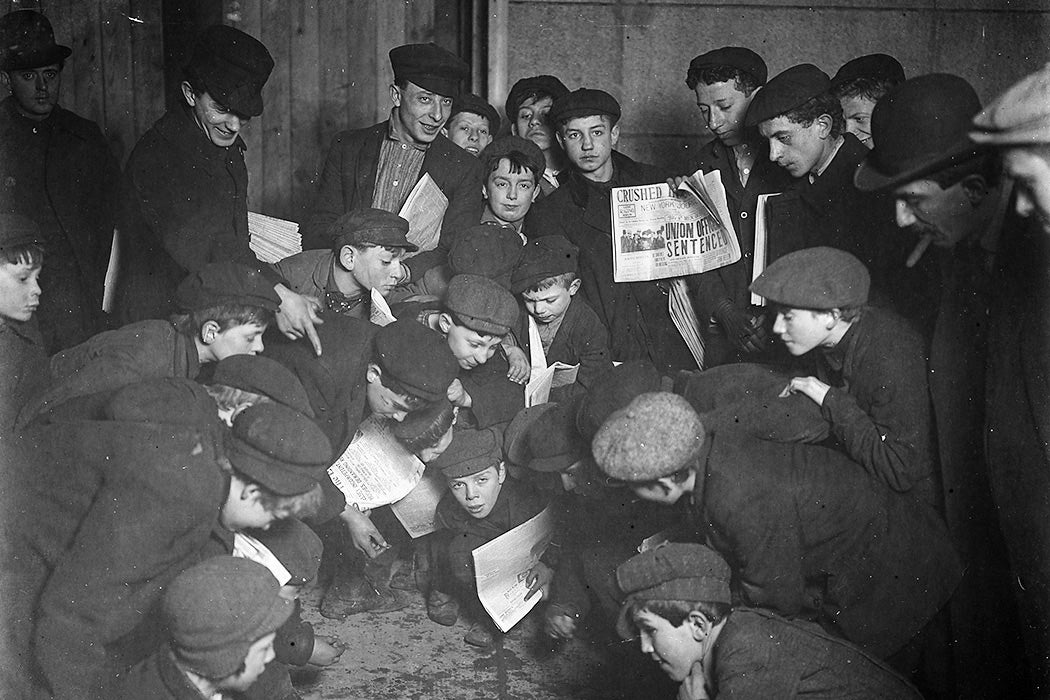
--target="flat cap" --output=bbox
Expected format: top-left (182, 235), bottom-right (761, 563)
top-left (389, 42), bottom-right (469, 98)
top-left (505, 75), bottom-right (570, 120)
top-left (480, 135), bottom-right (546, 180)
top-left (210, 355), bottom-right (315, 418)
top-left (855, 73), bottom-right (982, 191)
top-left (392, 398), bottom-right (456, 449)
top-left (615, 544), bottom-right (731, 639)
top-left (431, 426), bottom-right (503, 479)
top-left (0, 10), bottom-right (70, 72)
top-left (451, 92), bottom-right (501, 135)
top-left (750, 246), bottom-right (869, 309)
top-left (548, 88), bottom-right (621, 127)
top-left (686, 47), bottom-right (767, 88)
top-left (0, 213), bottom-right (42, 252)
top-left (165, 556), bottom-right (292, 679)
top-left (505, 402), bottom-right (587, 473)
top-left (227, 403), bottom-right (333, 495)
top-left (185, 25), bottom-right (273, 117)
top-left (448, 223), bottom-right (524, 288)
top-left (444, 273), bottom-right (519, 337)
top-left (575, 361), bottom-right (664, 441)
top-left (175, 262), bottom-right (281, 313)
top-left (593, 392), bottom-right (706, 483)
top-left (511, 236), bottom-right (579, 294)
top-left (329, 208), bottom-right (416, 252)
top-left (831, 53), bottom-right (905, 90)
top-left (254, 518), bottom-right (323, 586)
top-left (971, 62), bottom-right (1050, 145)
top-left (375, 320), bottom-right (459, 402)
top-left (744, 64), bottom-right (831, 128)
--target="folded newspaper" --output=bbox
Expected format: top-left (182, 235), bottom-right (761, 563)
top-left (399, 173), bottom-right (447, 256)
top-left (248, 211), bottom-right (302, 263)
top-left (610, 170), bottom-right (740, 283)
top-left (327, 415), bottom-right (425, 510)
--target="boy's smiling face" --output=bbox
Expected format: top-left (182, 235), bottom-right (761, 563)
top-left (447, 463), bottom-right (506, 519)
top-left (522, 277), bottom-right (579, 324)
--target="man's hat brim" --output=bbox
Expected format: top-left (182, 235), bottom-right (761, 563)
top-left (854, 138), bottom-right (984, 192)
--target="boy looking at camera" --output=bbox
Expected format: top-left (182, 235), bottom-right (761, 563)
top-left (479, 136), bottom-right (546, 235)
top-left (442, 92), bottom-right (498, 157)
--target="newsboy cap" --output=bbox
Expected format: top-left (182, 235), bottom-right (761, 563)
top-left (451, 92), bottom-right (501, 135)
top-left (329, 208), bottom-right (416, 252)
top-left (254, 518), bottom-right (324, 586)
top-left (389, 43), bottom-right (469, 98)
top-left (686, 46), bottom-right (767, 88)
top-left (210, 355), bottom-right (315, 418)
top-left (575, 361), bottom-right (665, 442)
top-left (431, 426), bottom-right (503, 479)
top-left (480, 135), bottom-right (546, 181)
top-left (744, 64), bottom-right (831, 128)
top-left (548, 88), bottom-right (621, 128)
top-left (0, 10), bottom-right (70, 72)
top-left (831, 53), bottom-right (906, 91)
top-left (505, 402), bottom-right (587, 473)
top-left (175, 262), bottom-right (281, 313)
top-left (749, 246), bottom-right (869, 309)
top-left (165, 556), bottom-right (293, 679)
top-left (505, 74), bottom-right (570, 121)
top-left (855, 74), bottom-right (983, 191)
top-left (444, 274), bottom-right (519, 337)
top-left (185, 25), bottom-right (273, 118)
top-left (0, 213), bottom-right (42, 252)
top-left (375, 320), bottom-right (459, 402)
top-left (592, 392), bottom-right (706, 483)
top-left (227, 403), bottom-right (333, 496)
top-left (615, 543), bottom-right (731, 639)
top-left (511, 236), bottom-right (579, 294)
top-left (971, 63), bottom-right (1050, 146)
top-left (448, 223), bottom-right (524, 288)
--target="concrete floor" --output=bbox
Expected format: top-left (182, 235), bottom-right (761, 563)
top-left (293, 579), bottom-right (678, 699)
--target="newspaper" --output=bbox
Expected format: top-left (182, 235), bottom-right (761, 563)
top-left (102, 228), bottom-right (119, 313)
top-left (248, 211), bottom-right (302, 263)
top-left (750, 193), bottom-right (781, 306)
top-left (525, 362), bottom-right (580, 407)
top-left (610, 170), bottom-right (740, 283)
top-left (369, 288), bottom-right (396, 326)
top-left (472, 506), bottom-right (555, 632)
top-left (390, 469), bottom-right (446, 538)
top-left (327, 415), bottom-right (426, 510)
top-left (398, 173), bottom-right (447, 256)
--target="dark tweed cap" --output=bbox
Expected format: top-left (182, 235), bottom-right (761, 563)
top-left (375, 320), bottom-right (459, 402)
top-left (480, 135), bottom-right (546, 180)
top-left (0, 213), bottom-right (42, 251)
top-left (972, 63), bottom-right (1050, 145)
top-left (255, 518), bottom-right (323, 586)
top-left (511, 236), bottom-right (579, 294)
top-left (686, 46), bottom-right (767, 87)
top-left (392, 398), bottom-right (456, 446)
top-left (831, 53), bottom-right (905, 90)
top-left (855, 74), bottom-right (983, 191)
top-left (750, 246), bottom-right (870, 309)
top-left (744, 64), bottom-right (831, 128)
top-left (431, 426), bottom-right (503, 479)
top-left (592, 392), bottom-right (706, 483)
top-left (451, 92), bottom-right (501, 134)
top-left (165, 557), bottom-right (293, 679)
top-left (448, 223), bottom-right (524, 288)
top-left (210, 355), bottom-right (315, 418)
top-left (227, 403), bottom-right (333, 496)
top-left (548, 88), bottom-right (621, 128)
top-left (329, 208), bottom-right (416, 251)
top-left (505, 74), bottom-right (570, 120)
top-left (0, 10), bottom-right (71, 72)
top-left (575, 361), bottom-right (664, 442)
top-left (175, 262), bottom-right (281, 313)
top-left (444, 274), bottom-right (519, 337)
top-left (615, 544), bottom-right (731, 639)
top-left (185, 25), bottom-right (273, 117)
top-left (505, 402), bottom-right (587, 473)
top-left (389, 42), bottom-right (469, 97)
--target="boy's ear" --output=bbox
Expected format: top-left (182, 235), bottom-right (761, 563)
top-left (180, 81), bottom-right (196, 108)
top-left (961, 174), bottom-right (991, 206)
top-left (567, 278), bottom-right (582, 296)
top-left (389, 83), bottom-right (401, 108)
top-left (610, 123), bottom-right (621, 148)
top-left (365, 363), bottom-right (382, 385)
top-left (686, 610), bottom-right (713, 642)
top-left (200, 319), bottom-right (221, 345)
top-left (815, 113), bottom-right (833, 140)
top-left (338, 245), bottom-right (356, 271)
top-left (496, 462), bottom-right (507, 484)
top-left (437, 312), bottom-right (454, 335)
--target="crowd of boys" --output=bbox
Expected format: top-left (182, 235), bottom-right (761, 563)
top-left (2, 7), bottom-right (1049, 699)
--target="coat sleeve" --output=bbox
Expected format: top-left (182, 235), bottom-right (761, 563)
top-left (273, 602), bottom-right (315, 666)
top-left (713, 617), bottom-right (803, 699)
top-left (301, 132), bottom-right (352, 251)
top-left (459, 351), bottom-right (525, 428)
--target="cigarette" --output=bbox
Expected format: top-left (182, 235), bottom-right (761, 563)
top-left (906, 235), bottom-right (933, 268)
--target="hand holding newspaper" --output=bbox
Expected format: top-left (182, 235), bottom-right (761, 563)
top-left (398, 173), bottom-right (448, 256)
top-left (327, 415), bottom-right (426, 510)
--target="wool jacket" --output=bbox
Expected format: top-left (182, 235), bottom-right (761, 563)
top-left (115, 646), bottom-right (217, 700)
top-left (0, 320), bottom-right (49, 433)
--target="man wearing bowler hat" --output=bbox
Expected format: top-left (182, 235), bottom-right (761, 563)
top-left (302, 43), bottom-right (483, 277)
top-left (0, 9), bottom-right (120, 353)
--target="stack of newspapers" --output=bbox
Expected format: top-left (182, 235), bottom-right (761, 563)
top-left (248, 211), bottom-right (302, 263)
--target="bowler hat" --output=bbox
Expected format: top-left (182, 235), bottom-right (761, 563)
top-left (375, 320), bottom-right (459, 402)
top-left (548, 88), bottom-right (621, 127)
top-left (226, 403), bottom-right (333, 496)
top-left (430, 426), bottom-right (503, 479)
top-left (480, 136), bottom-right (546, 181)
top-left (615, 543), bottom-right (731, 639)
top-left (175, 262), bottom-right (281, 313)
top-left (745, 64), bottom-right (830, 128)
top-left (511, 236), bottom-right (578, 294)
top-left (749, 246), bottom-right (869, 309)
top-left (0, 213), bottom-right (42, 252)
top-left (451, 93), bottom-right (501, 135)
top-left (185, 25), bottom-right (273, 118)
top-left (448, 223), bottom-right (524, 288)
top-left (971, 62), bottom-right (1050, 145)
top-left (505, 402), bottom-right (587, 473)
top-left (210, 355), bottom-right (315, 418)
top-left (855, 74), bottom-right (983, 191)
top-left (0, 10), bottom-right (70, 72)
top-left (389, 43), bottom-right (469, 98)
top-left (165, 556), bottom-right (293, 679)
top-left (575, 361), bottom-right (665, 441)
top-left (329, 208), bottom-right (416, 252)
top-left (444, 274), bottom-right (519, 336)
top-left (831, 53), bottom-right (905, 90)
top-left (686, 47), bottom-right (767, 88)
top-left (505, 75), bottom-right (570, 121)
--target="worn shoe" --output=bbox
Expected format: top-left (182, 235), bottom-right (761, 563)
top-left (464, 620), bottom-right (497, 648)
top-left (426, 589), bottom-right (460, 626)
top-left (319, 578), bottom-right (408, 619)
top-left (389, 558), bottom-right (416, 591)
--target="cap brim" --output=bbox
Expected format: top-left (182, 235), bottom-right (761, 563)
top-left (230, 453), bottom-right (326, 496)
top-left (969, 124), bottom-right (1050, 146)
top-left (854, 140), bottom-right (983, 192)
